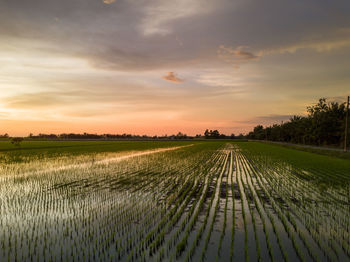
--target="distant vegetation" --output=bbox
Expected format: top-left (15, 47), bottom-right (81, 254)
top-left (10, 137), bottom-right (23, 146)
top-left (2, 130), bottom-right (245, 140)
top-left (204, 129), bottom-right (244, 139)
top-left (247, 98), bottom-right (349, 147)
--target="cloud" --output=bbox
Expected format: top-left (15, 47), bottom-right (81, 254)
top-left (139, 0), bottom-right (214, 36)
top-left (321, 95), bottom-right (350, 104)
top-left (238, 114), bottom-right (294, 125)
top-left (4, 92), bottom-right (66, 109)
top-left (260, 39), bottom-right (350, 56)
top-left (162, 72), bottom-right (184, 83)
top-left (175, 36), bottom-right (183, 46)
top-left (217, 28), bottom-right (350, 68)
top-left (195, 68), bottom-right (256, 88)
top-left (103, 0), bottom-right (116, 4)
top-left (217, 45), bottom-right (259, 66)
top-left (259, 29), bottom-right (350, 56)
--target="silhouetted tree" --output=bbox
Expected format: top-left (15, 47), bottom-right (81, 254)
top-left (11, 137), bottom-right (23, 146)
top-left (204, 129), bottom-right (221, 139)
top-left (247, 98), bottom-right (348, 147)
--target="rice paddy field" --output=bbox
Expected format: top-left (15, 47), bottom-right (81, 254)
top-left (0, 140), bottom-right (349, 261)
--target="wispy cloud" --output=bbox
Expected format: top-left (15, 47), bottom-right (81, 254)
top-left (217, 45), bottom-right (259, 67)
top-left (139, 0), bottom-right (213, 36)
top-left (238, 114), bottom-right (294, 125)
top-left (259, 29), bottom-right (350, 55)
top-left (4, 92), bottom-right (67, 109)
top-left (162, 72), bottom-right (184, 83)
top-left (103, 0), bottom-right (116, 4)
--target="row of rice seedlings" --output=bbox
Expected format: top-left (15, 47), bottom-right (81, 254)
top-left (242, 145), bottom-right (349, 234)
top-left (244, 145), bottom-right (314, 262)
top-left (129, 178), bottom-right (197, 260)
top-left (173, 178), bottom-right (211, 258)
top-left (253, 158), bottom-right (342, 261)
top-left (237, 152), bottom-right (291, 262)
top-left (148, 148), bottom-right (226, 261)
top-left (144, 180), bottom-right (197, 256)
top-left (231, 147), bottom-right (248, 262)
top-left (216, 151), bottom-right (232, 260)
top-left (267, 163), bottom-right (337, 261)
top-left (243, 163), bottom-right (276, 262)
top-left (238, 146), bottom-right (345, 261)
top-left (148, 161), bottom-right (219, 258)
top-left (276, 172), bottom-right (347, 260)
top-left (236, 153), bottom-right (249, 262)
top-left (285, 165), bottom-right (350, 256)
top-left (168, 152), bottom-right (224, 259)
top-left (104, 144), bottom-right (224, 260)
top-left (160, 181), bottom-right (204, 257)
top-left (200, 150), bottom-right (231, 261)
top-left (93, 145), bottom-right (219, 260)
top-left (198, 152), bottom-right (230, 261)
top-left (239, 153), bottom-right (309, 261)
top-left (236, 152), bottom-right (257, 262)
top-left (0, 142), bottom-right (223, 257)
top-left (238, 153), bottom-right (271, 262)
top-left (230, 152), bottom-right (236, 261)
top-left (183, 153), bottom-right (228, 261)
top-left (247, 154), bottom-right (316, 262)
top-left (1, 185), bottom-right (154, 260)
top-left (277, 174), bottom-right (341, 260)
top-left (245, 157), bottom-right (326, 256)
top-left (273, 160), bottom-right (348, 225)
top-left (61, 156), bottom-right (189, 260)
top-left (167, 152), bottom-right (221, 253)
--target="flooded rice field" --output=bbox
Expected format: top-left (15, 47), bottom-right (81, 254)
top-left (0, 141), bottom-right (349, 261)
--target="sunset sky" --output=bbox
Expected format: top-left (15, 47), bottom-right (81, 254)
top-left (1, 0), bottom-right (350, 136)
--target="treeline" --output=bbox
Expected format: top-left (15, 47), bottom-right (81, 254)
top-left (204, 129), bottom-right (245, 139)
top-left (1, 130), bottom-right (245, 140)
top-left (247, 98), bottom-right (349, 147)
top-left (28, 133), bottom-right (142, 139)
top-left (26, 132), bottom-right (187, 140)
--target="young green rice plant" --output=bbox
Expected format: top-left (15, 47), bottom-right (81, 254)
top-left (198, 152), bottom-right (229, 262)
top-left (243, 162), bottom-right (275, 262)
top-left (216, 162), bottom-right (229, 258)
top-left (237, 142), bottom-right (350, 262)
top-left (230, 153), bottom-right (236, 261)
top-left (239, 152), bottom-right (289, 262)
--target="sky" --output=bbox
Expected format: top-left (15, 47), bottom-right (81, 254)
top-left (1, 0), bottom-right (350, 136)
